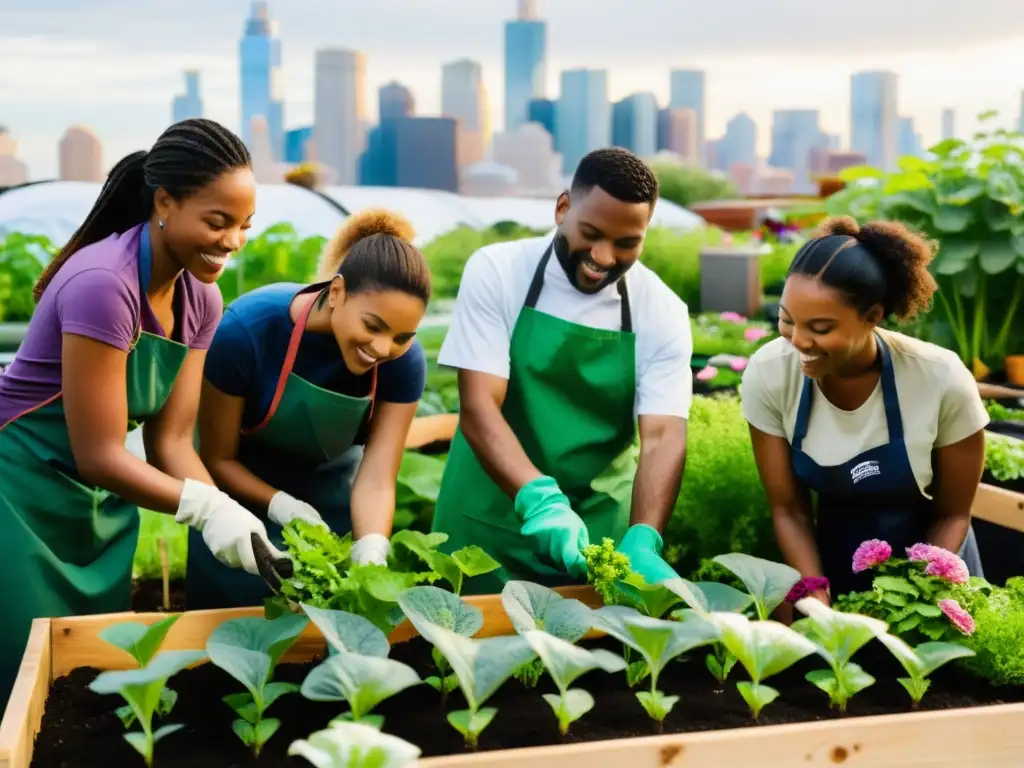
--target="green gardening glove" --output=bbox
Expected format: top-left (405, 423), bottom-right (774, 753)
top-left (514, 475), bottom-right (590, 579)
top-left (617, 524), bottom-right (679, 585)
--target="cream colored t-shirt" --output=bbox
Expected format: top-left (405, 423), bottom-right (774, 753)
top-left (741, 329), bottom-right (990, 499)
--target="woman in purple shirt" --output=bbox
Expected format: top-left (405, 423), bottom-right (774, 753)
top-left (0, 118), bottom-right (288, 706)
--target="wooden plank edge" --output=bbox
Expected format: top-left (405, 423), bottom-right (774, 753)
top-left (971, 482), bottom-right (1024, 532)
top-left (0, 619), bottom-right (51, 768)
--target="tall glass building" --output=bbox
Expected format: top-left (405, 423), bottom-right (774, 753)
top-left (239, 1), bottom-right (284, 161)
top-left (504, 0), bottom-right (547, 133)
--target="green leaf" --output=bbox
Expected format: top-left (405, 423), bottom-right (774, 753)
top-left (909, 602), bottom-right (943, 618)
top-left (447, 708), bottom-right (497, 743)
top-left (932, 205), bottom-right (974, 233)
top-left (896, 614), bottom-right (923, 634)
top-left (883, 592), bottom-right (909, 607)
top-left (712, 553), bottom-right (800, 619)
top-left (936, 179), bottom-right (985, 206)
top-left (452, 546), bottom-right (501, 578)
top-left (288, 721), bottom-right (422, 766)
top-left (979, 239), bottom-right (1018, 274)
top-left (838, 165), bottom-right (886, 181)
top-left (397, 585), bottom-right (483, 636)
top-left (805, 668), bottom-right (838, 698)
top-left (982, 199), bottom-right (1017, 231)
top-left (594, 607), bottom-right (720, 680)
top-left (636, 690), bottom-right (679, 722)
top-left (300, 604), bottom-right (390, 657)
top-left (223, 692), bottom-right (259, 723)
top-left (98, 614), bottom-right (182, 667)
top-left (708, 612), bottom-right (817, 683)
top-left (612, 576), bottom-right (684, 619)
top-left (987, 169), bottom-right (1024, 209)
top-left (914, 641), bottom-right (976, 676)
top-left (932, 238), bottom-right (979, 275)
top-left (736, 681), bottom-right (778, 718)
top-left (232, 719), bottom-right (256, 746)
top-left (207, 643), bottom-right (272, 698)
top-left (207, 614), bottom-right (309, 670)
top-left (501, 581), bottom-right (594, 642)
top-left (873, 576), bottom-right (919, 596)
top-left (898, 676), bottom-right (931, 701)
top-left (300, 651), bottom-right (422, 720)
top-left (253, 717), bottom-right (281, 747)
top-left (522, 630), bottom-right (625, 693)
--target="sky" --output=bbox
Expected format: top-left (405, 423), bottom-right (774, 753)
top-left (4, 0), bottom-right (1024, 179)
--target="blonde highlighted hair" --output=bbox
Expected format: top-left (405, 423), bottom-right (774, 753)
top-left (316, 208), bottom-right (416, 281)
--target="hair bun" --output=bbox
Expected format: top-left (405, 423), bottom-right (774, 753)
top-left (817, 215), bottom-right (860, 239)
top-left (317, 208), bottom-right (416, 280)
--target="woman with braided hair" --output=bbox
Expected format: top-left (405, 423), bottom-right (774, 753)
top-left (190, 209), bottom-right (430, 609)
top-left (742, 216), bottom-right (989, 604)
top-left (0, 118), bottom-right (286, 705)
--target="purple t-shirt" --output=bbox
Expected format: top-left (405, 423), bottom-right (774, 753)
top-left (0, 223), bottom-right (222, 427)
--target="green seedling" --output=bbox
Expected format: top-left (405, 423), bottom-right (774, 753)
top-left (98, 614), bottom-right (183, 727)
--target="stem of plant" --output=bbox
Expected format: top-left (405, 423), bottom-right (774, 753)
top-left (971, 276), bottom-right (987, 365)
top-left (991, 276), bottom-right (1024, 353)
top-left (935, 286), bottom-right (969, 361)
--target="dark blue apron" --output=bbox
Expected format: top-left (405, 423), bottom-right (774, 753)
top-left (791, 333), bottom-right (983, 596)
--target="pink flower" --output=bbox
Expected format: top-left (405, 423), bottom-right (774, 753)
top-left (924, 551), bottom-right (970, 584)
top-left (906, 543), bottom-right (944, 562)
top-left (719, 311), bottom-right (746, 323)
top-left (852, 539), bottom-right (892, 572)
top-left (696, 366), bottom-right (718, 381)
top-left (729, 357), bottom-right (748, 372)
top-left (744, 327), bottom-right (770, 342)
top-left (938, 599), bottom-right (975, 635)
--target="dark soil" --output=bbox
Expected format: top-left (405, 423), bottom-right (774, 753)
top-left (131, 579), bottom-right (185, 613)
top-left (29, 634), bottom-right (1024, 768)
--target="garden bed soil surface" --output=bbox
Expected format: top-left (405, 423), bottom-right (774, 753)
top-left (130, 579), bottom-right (185, 613)
top-left (29, 635), bottom-right (1024, 768)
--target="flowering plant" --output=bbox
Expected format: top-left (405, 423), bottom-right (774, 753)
top-left (833, 539), bottom-right (982, 644)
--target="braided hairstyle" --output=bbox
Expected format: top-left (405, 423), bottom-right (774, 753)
top-left (34, 118), bottom-right (251, 301)
top-left (570, 147), bottom-right (660, 206)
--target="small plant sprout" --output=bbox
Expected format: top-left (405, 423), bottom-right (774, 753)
top-left (792, 597), bottom-right (888, 712)
top-left (875, 632), bottom-right (976, 709)
top-left (592, 606), bottom-right (720, 729)
top-left (288, 721), bottom-right (421, 768)
top-left (396, 585), bottom-right (484, 698)
top-left (89, 649), bottom-right (207, 767)
top-left (712, 553), bottom-right (800, 620)
top-left (301, 650), bottom-right (422, 729)
top-left (581, 537), bottom-right (632, 604)
top-left (98, 614), bottom-right (183, 727)
top-left (521, 630), bottom-right (626, 736)
top-left (501, 581), bottom-right (594, 688)
top-left (610, 574), bottom-right (684, 619)
top-left (206, 613), bottom-right (310, 757)
top-left (300, 604), bottom-right (391, 658)
top-left (390, 530), bottom-right (500, 595)
top-left (708, 612), bottom-right (817, 720)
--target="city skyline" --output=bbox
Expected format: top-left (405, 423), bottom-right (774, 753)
top-left (5, 0), bottom-right (1024, 178)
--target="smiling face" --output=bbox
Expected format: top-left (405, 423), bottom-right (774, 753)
top-left (778, 274), bottom-right (884, 379)
top-left (153, 167), bottom-right (256, 283)
top-left (553, 185), bottom-right (652, 294)
top-left (326, 280), bottom-right (427, 375)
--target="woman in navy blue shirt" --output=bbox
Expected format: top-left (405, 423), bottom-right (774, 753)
top-left (189, 209), bottom-right (430, 608)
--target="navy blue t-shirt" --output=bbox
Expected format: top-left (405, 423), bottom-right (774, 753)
top-left (204, 283), bottom-right (426, 445)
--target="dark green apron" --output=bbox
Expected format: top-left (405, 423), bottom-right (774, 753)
top-left (0, 226), bottom-right (188, 709)
top-left (431, 239), bottom-right (639, 595)
top-left (186, 287), bottom-right (375, 609)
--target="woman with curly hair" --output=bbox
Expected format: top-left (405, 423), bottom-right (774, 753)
top-left (742, 216), bottom-right (989, 601)
top-left (189, 209), bottom-right (431, 608)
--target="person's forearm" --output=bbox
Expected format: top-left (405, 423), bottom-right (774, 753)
top-left (630, 439), bottom-right (685, 531)
top-left (927, 514), bottom-right (972, 555)
top-left (77, 445), bottom-right (185, 514)
top-left (350, 478), bottom-right (395, 539)
top-left (460, 400), bottom-right (543, 498)
top-left (772, 506), bottom-right (824, 578)
top-left (150, 438), bottom-right (216, 487)
top-left (206, 458), bottom-right (278, 512)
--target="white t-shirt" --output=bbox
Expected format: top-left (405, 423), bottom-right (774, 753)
top-left (741, 328), bottom-right (990, 499)
top-left (438, 234), bottom-right (694, 420)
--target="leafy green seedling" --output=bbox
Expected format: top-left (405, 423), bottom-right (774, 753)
top-left (98, 614), bottom-right (183, 727)
top-left (501, 580), bottom-right (594, 688)
top-left (397, 585), bottom-right (484, 698)
top-left (709, 612), bottom-right (818, 719)
top-left (712, 553), bottom-right (800, 620)
top-left (301, 604), bottom-right (391, 658)
top-left (611, 574), bottom-right (684, 619)
top-left (89, 650), bottom-right (207, 767)
top-left (206, 613), bottom-right (309, 757)
top-left (390, 530), bottom-right (500, 595)
top-left (875, 632), bottom-right (976, 708)
top-left (402, 606), bottom-right (536, 749)
top-left (301, 650), bottom-right (422, 728)
top-left (593, 606), bottom-right (720, 728)
top-left (792, 597), bottom-right (888, 712)
top-left (288, 721), bottom-right (421, 767)
top-left (522, 630), bottom-right (625, 735)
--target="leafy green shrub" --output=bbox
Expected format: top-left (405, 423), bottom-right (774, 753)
top-left (0, 230), bottom-right (53, 322)
top-left (651, 163), bottom-right (738, 208)
top-left (956, 577), bottom-right (1024, 686)
top-left (220, 223), bottom-right (326, 305)
top-left (985, 431), bottom-right (1024, 484)
top-left (421, 223), bottom-right (546, 298)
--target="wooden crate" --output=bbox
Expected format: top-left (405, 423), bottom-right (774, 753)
top-left (2, 484), bottom-right (1022, 768)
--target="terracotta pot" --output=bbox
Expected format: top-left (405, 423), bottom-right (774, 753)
top-left (1006, 355), bottom-right (1024, 387)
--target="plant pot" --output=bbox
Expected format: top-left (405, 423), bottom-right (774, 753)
top-left (1006, 355), bottom-right (1024, 387)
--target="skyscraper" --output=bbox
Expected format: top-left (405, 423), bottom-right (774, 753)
top-left (898, 116), bottom-right (922, 158)
top-left (769, 109), bottom-right (828, 192)
top-left (612, 93), bottom-right (658, 158)
top-left (59, 126), bottom-right (103, 182)
top-left (941, 108), bottom-right (956, 141)
top-left (557, 69), bottom-right (609, 176)
top-left (716, 112), bottom-right (757, 172)
top-left (657, 108), bottom-right (699, 163)
top-left (527, 98), bottom-right (556, 140)
top-left (379, 81), bottom-right (415, 122)
top-left (669, 70), bottom-right (706, 164)
top-left (285, 127), bottom-right (313, 164)
top-left (850, 70), bottom-right (898, 171)
top-left (442, 59), bottom-right (491, 166)
top-left (172, 70), bottom-right (203, 124)
top-left (314, 48), bottom-right (367, 186)
top-left (504, 0), bottom-right (547, 133)
top-left (239, 2), bottom-right (284, 160)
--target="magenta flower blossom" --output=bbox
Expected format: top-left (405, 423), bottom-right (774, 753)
top-left (851, 539), bottom-right (892, 572)
top-left (938, 599), bottom-right (975, 635)
top-left (695, 366), bottom-right (718, 381)
top-left (744, 327), bottom-right (770, 342)
top-left (730, 357), bottom-right (748, 372)
top-left (906, 543), bottom-right (944, 562)
top-left (924, 551), bottom-right (970, 584)
top-left (719, 311), bottom-right (746, 323)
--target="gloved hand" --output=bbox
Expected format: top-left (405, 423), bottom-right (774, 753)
top-left (351, 533), bottom-right (390, 566)
top-left (268, 491), bottom-right (328, 529)
top-left (514, 475), bottom-right (589, 579)
top-left (175, 479), bottom-right (290, 578)
top-left (617, 524), bottom-right (679, 585)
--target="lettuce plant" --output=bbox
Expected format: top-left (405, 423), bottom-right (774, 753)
top-left (792, 597), bottom-right (887, 712)
top-left (592, 605), bottom-right (719, 728)
top-left (875, 632), bottom-right (976, 708)
top-left (288, 721), bottom-right (421, 767)
top-left (708, 612), bottom-right (817, 719)
top-left (89, 649), bottom-right (207, 767)
top-left (390, 530), bottom-right (501, 595)
top-left (206, 613), bottom-right (309, 757)
top-left (712, 553), bottom-right (800, 620)
top-left (522, 629), bottom-right (625, 735)
top-left (98, 614), bottom-right (183, 727)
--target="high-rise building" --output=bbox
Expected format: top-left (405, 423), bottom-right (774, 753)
top-left (442, 58), bottom-right (491, 167)
top-left (898, 116), bottom-right (922, 158)
top-left (557, 69), bottom-right (609, 176)
top-left (527, 98), bottom-right (556, 141)
top-left (941, 108), bottom-right (956, 140)
top-left (0, 127), bottom-right (28, 187)
top-left (491, 122), bottom-right (563, 196)
top-left (769, 109), bottom-right (829, 192)
top-left (850, 70), bottom-right (898, 171)
top-left (612, 93), bottom-right (658, 159)
top-left (669, 69), bottom-right (706, 164)
top-left (285, 127), bottom-right (313, 164)
top-left (716, 112), bottom-right (757, 172)
top-left (239, 1), bottom-right (284, 160)
top-left (379, 81), bottom-right (415, 122)
top-left (314, 48), bottom-right (367, 186)
top-left (504, 0), bottom-right (547, 133)
top-left (59, 125), bottom-right (103, 182)
top-left (657, 108), bottom-right (699, 163)
top-left (362, 117), bottom-right (459, 191)
top-left (172, 70), bottom-right (203, 124)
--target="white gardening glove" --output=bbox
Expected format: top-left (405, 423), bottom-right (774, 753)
top-left (175, 478), bottom-right (288, 576)
top-left (351, 533), bottom-right (391, 566)
top-left (268, 490), bottom-right (328, 529)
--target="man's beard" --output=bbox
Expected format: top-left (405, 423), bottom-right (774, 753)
top-left (552, 230), bottom-right (628, 293)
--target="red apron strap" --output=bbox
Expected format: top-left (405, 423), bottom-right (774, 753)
top-left (242, 290), bottom-right (318, 435)
top-left (366, 363), bottom-right (378, 423)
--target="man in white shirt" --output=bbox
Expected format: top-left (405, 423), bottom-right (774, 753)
top-left (431, 148), bottom-right (695, 594)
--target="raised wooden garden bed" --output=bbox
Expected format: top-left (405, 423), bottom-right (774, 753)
top-left (2, 484), bottom-right (1023, 768)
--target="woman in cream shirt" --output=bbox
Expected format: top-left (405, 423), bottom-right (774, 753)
top-left (742, 216), bottom-right (989, 602)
